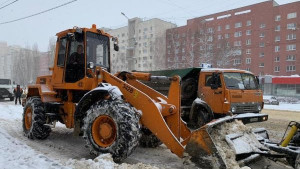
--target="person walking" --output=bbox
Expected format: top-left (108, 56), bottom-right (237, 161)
top-left (13, 85), bottom-right (23, 105)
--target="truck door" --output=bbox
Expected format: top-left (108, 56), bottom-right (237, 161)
top-left (198, 72), bottom-right (224, 114)
top-left (53, 38), bottom-right (67, 84)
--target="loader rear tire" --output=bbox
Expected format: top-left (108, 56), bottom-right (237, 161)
top-left (22, 97), bottom-right (51, 139)
top-left (139, 128), bottom-right (162, 148)
top-left (83, 100), bottom-right (141, 162)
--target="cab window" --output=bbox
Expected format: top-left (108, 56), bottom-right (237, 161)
top-left (57, 38), bottom-right (67, 67)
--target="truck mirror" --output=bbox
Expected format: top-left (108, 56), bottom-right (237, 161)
top-left (256, 76), bottom-right (260, 85)
top-left (114, 44), bottom-right (119, 51)
top-left (88, 62), bottom-right (94, 69)
top-left (211, 73), bottom-right (220, 90)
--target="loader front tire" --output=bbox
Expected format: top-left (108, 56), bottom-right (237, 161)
top-left (139, 128), bottom-right (162, 148)
top-left (83, 100), bottom-right (141, 162)
top-left (22, 97), bottom-right (51, 139)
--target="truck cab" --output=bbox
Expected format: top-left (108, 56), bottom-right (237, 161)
top-left (198, 69), bottom-right (263, 116)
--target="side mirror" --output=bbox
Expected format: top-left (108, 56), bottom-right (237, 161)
top-left (211, 72), bottom-right (221, 90)
top-left (114, 44), bottom-right (119, 51)
top-left (67, 33), bottom-right (75, 41)
top-left (88, 62), bottom-right (94, 69)
top-left (255, 76), bottom-right (260, 85)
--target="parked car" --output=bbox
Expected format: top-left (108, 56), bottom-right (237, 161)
top-left (263, 96), bottom-right (279, 105)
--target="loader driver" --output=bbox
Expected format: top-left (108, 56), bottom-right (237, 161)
top-left (66, 44), bottom-right (85, 82)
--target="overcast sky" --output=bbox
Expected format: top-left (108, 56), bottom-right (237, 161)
top-left (0, 0), bottom-right (298, 52)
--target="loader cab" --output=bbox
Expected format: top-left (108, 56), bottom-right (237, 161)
top-left (53, 28), bottom-right (111, 85)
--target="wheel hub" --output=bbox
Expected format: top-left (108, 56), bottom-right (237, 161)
top-left (24, 107), bottom-right (32, 130)
top-left (92, 115), bottom-right (117, 147)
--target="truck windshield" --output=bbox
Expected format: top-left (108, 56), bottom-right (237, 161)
top-left (86, 32), bottom-right (109, 68)
top-left (0, 79), bottom-right (11, 85)
top-left (223, 73), bottom-right (258, 90)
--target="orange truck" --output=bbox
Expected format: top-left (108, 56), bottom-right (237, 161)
top-left (143, 68), bottom-right (268, 128)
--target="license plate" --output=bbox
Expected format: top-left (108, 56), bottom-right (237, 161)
top-left (2, 95), bottom-right (8, 97)
top-left (250, 118), bottom-right (258, 122)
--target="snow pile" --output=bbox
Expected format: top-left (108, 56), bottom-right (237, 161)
top-left (210, 120), bottom-right (263, 169)
top-left (0, 127), bottom-right (68, 169)
top-left (0, 102), bottom-right (22, 120)
top-left (66, 154), bottom-right (159, 169)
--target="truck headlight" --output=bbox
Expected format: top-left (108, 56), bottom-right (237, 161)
top-left (257, 105), bottom-right (261, 111)
top-left (231, 106), bottom-right (236, 113)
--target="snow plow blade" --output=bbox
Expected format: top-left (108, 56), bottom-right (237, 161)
top-left (185, 116), bottom-right (271, 169)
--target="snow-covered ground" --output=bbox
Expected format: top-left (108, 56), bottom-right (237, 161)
top-left (264, 103), bottom-right (300, 112)
top-left (0, 101), bottom-right (181, 169)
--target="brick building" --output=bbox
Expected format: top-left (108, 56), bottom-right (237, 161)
top-left (166, 0), bottom-right (300, 76)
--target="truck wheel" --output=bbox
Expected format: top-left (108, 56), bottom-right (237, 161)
top-left (83, 100), bottom-right (141, 162)
top-left (139, 127), bottom-right (162, 148)
top-left (189, 107), bottom-right (213, 129)
top-left (22, 97), bottom-right (51, 139)
top-left (295, 154), bottom-right (299, 169)
top-left (181, 78), bottom-right (197, 100)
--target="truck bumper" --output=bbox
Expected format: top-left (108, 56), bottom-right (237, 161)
top-left (233, 113), bottom-right (268, 124)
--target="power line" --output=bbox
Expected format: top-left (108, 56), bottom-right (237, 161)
top-left (0, 0), bottom-right (18, 10)
top-left (0, 0), bottom-right (12, 6)
top-left (0, 0), bottom-right (77, 25)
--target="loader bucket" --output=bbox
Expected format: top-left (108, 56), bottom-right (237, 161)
top-left (185, 116), bottom-right (269, 169)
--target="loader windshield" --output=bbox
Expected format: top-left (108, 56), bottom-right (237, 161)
top-left (224, 72), bottom-right (258, 90)
top-left (86, 32), bottom-right (109, 68)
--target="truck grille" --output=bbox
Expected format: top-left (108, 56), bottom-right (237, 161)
top-left (236, 105), bottom-right (257, 113)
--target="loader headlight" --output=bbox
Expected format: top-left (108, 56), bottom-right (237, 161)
top-left (231, 106), bottom-right (236, 113)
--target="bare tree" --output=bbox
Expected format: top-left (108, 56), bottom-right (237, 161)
top-left (47, 37), bottom-right (56, 67)
top-left (152, 35), bottom-right (167, 70)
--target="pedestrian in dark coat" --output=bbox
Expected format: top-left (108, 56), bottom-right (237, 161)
top-left (13, 85), bottom-right (23, 105)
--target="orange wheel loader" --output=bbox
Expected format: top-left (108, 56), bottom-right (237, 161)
top-left (22, 25), bottom-right (279, 168)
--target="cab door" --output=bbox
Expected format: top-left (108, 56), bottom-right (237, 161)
top-left (53, 38), bottom-right (67, 85)
top-left (198, 72), bottom-right (224, 114)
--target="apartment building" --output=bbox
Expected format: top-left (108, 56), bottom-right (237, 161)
top-left (166, 0), bottom-right (300, 76)
top-left (107, 18), bottom-right (176, 72)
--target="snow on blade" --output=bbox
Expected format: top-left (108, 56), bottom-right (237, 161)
top-left (210, 120), bottom-right (265, 169)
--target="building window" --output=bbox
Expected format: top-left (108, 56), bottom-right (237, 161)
top-left (246, 30), bottom-right (251, 35)
top-left (275, 15), bottom-right (281, 21)
top-left (275, 46), bottom-right (280, 52)
top-left (225, 33), bottom-right (229, 38)
top-left (274, 66), bottom-right (280, 72)
top-left (235, 22), bottom-right (242, 28)
top-left (286, 44), bottom-right (296, 51)
top-left (259, 32), bottom-right (265, 38)
top-left (259, 42), bottom-right (265, 47)
top-left (217, 43), bottom-right (221, 48)
top-left (259, 63), bottom-right (264, 67)
top-left (225, 24), bottom-right (230, 29)
top-left (246, 58), bottom-right (251, 64)
top-left (218, 35), bottom-right (222, 40)
top-left (246, 39), bottom-right (251, 45)
top-left (286, 33), bottom-right (296, 40)
top-left (260, 23), bottom-right (266, 28)
top-left (234, 31), bottom-right (242, 37)
top-left (233, 59), bottom-right (241, 65)
top-left (275, 25), bottom-right (280, 31)
top-left (287, 23), bottom-right (297, 30)
top-left (286, 65), bottom-right (296, 72)
top-left (143, 49), bottom-right (147, 53)
top-left (260, 52), bottom-right (265, 57)
top-left (287, 12), bottom-right (297, 19)
top-left (182, 48), bottom-right (185, 53)
top-left (234, 41), bottom-right (241, 46)
top-left (246, 49), bottom-right (251, 54)
top-left (246, 68), bottom-right (251, 71)
top-left (246, 20), bottom-right (251, 26)
top-left (217, 26), bottom-right (221, 31)
top-left (275, 36), bottom-right (280, 42)
top-left (235, 49), bottom-right (242, 55)
top-left (286, 55), bottom-right (296, 61)
top-left (275, 56), bottom-right (280, 62)
top-left (207, 27), bottom-right (214, 33)
top-left (208, 36), bottom-right (213, 42)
